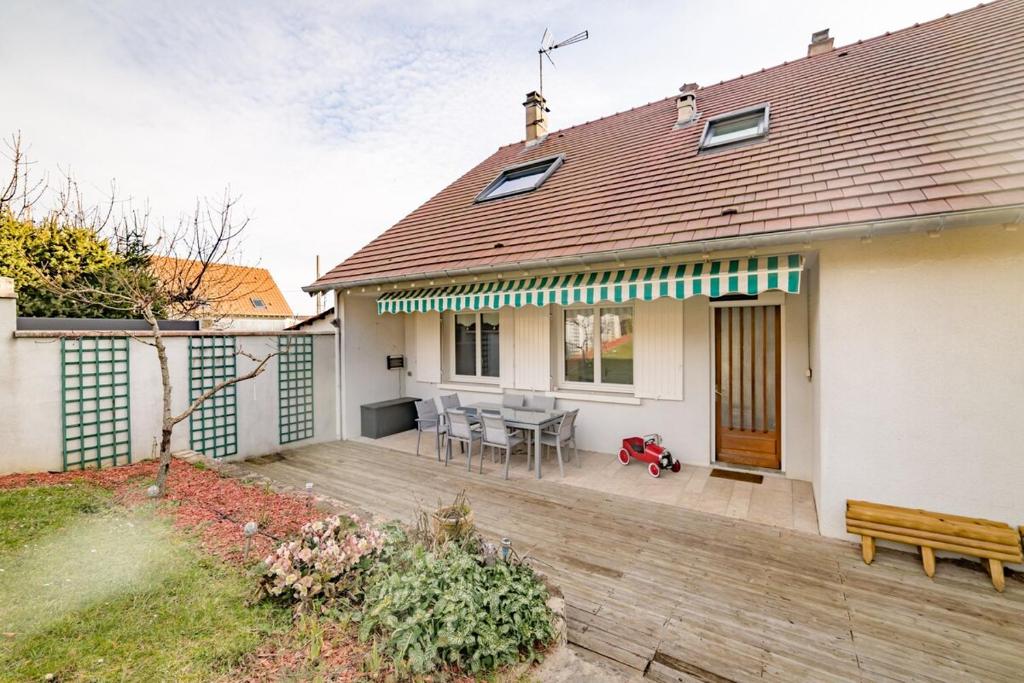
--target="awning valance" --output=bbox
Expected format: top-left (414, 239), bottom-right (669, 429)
top-left (376, 254), bottom-right (803, 315)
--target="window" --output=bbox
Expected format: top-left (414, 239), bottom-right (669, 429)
top-left (475, 155), bottom-right (564, 202)
top-left (562, 306), bottom-right (634, 387)
top-left (453, 312), bottom-right (499, 379)
top-left (250, 297), bottom-right (266, 309)
top-left (700, 105), bottom-right (770, 150)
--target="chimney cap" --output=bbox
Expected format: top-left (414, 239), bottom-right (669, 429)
top-left (679, 82), bottom-right (699, 94)
top-left (810, 29), bottom-right (830, 44)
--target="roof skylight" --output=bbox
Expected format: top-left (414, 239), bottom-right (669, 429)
top-left (700, 104), bottom-right (770, 150)
top-left (475, 155), bottom-right (564, 202)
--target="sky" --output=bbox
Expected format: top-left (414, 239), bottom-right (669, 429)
top-left (0, 0), bottom-right (979, 315)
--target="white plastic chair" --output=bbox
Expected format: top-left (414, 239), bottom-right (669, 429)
top-left (538, 409), bottom-right (579, 477)
top-left (445, 408), bottom-right (482, 472)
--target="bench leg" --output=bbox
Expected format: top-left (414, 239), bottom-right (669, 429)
top-left (921, 546), bottom-right (936, 578)
top-left (861, 535), bottom-right (875, 564)
top-left (987, 559), bottom-right (1005, 592)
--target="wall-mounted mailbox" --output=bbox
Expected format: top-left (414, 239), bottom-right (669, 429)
top-left (386, 354), bottom-right (405, 370)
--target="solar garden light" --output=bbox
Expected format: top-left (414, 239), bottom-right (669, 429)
top-left (500, 538), bottom-right (513, 562)
top-left (243, 521), bottom-right (258, 557)
top-left (305, 482), bottom-right (314, 507)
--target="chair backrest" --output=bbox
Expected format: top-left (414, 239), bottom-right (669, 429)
top-left (526, 394), bottom-right (555, 411)
top-left (502, 393), bottom-right (525, 408)
top-left (439, 393), bottom-right (461, 411)
top-left (481, 413), bottom-right (509, 446)
top-left (558, 409), bottom-right (578, 441)
top-left (415, 399), bottom-right (438, 421)
top-left (446, 409), bottom-right (473, 439)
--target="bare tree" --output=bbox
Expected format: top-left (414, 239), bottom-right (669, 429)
top-left (3, 135), bottom-right (277, 494)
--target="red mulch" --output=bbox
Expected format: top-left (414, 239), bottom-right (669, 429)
top-left (0, 459), bottom-right (320, 566)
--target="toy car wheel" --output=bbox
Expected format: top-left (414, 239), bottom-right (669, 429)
top-left (671, 461), bottom-right (682, 473)
top-left (648, 463), bottom-right (660, 478)
top-left (618, 449), bottom-right (630, 465)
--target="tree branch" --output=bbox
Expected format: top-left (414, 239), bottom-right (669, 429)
top-left (169, 350), bottom-right (277, 427)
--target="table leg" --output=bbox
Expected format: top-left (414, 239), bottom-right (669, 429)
top-left (534, 425), bottom-right (542, 479)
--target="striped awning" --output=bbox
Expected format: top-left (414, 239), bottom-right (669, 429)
top-left (376, 254), bottom-right (803, 315)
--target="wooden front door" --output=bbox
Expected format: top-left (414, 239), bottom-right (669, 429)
top-left (714, 305), bottom-right (782, 469)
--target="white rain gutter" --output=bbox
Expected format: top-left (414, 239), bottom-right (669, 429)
top-left (304, 205), bottom-right (1024, 294)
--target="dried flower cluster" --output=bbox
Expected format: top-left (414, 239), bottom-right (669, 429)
top-left (260, 514), bottom-right (385, 605)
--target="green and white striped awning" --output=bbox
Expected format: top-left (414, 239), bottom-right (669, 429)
top-left (377, 254), bottom-right (803, 315)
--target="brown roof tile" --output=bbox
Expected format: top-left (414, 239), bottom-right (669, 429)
top-left (315, 0), bottom-right (1024, 288)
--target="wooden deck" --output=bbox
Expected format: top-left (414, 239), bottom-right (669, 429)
top-left (238, 441), bottom-right (1024, 682)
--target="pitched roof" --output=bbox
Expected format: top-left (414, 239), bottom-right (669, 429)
top-left (151, 257), bottom-right (294, 318)
top-left (315, 0), bottom-right (1024, 290)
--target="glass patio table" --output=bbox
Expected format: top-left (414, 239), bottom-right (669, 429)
top-left (463, 403), bottom-right (565, 479)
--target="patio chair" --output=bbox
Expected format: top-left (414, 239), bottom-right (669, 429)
top-left (439, 393), bottom-right (461, 412)
top-left (481, 412), bottom-right (528, 478)
top-left (445, 408), bottom-right (482, 472)
top-left (414, 399), bottom-right (446, 460)
top-left (502, 392), bottom-right (526, 408)
top-left (525, 394), bottom-right (555, 411)
top-left (538, 409), bottom-right (579, 477)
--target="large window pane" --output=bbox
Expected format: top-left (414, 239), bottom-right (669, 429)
top-left (564, 310), bottom-right (594, 382)
top-left (454, 313), bottom-right (476, 376)
top-left (480, 313), bottom-right (500, 377)
top-left (600, 307), bottom-right (633, 384)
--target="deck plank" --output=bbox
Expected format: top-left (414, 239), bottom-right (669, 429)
top-left (236, 441), bottom-right (1024, 682)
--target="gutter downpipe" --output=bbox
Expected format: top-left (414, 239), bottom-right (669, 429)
top-left (304, 205), bottom-right (1024, 294)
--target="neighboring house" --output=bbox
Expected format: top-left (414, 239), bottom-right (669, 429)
top-left (152, 257), bottom-right (297, 330)
top-left (308, 1), bottom-right (1024, 540)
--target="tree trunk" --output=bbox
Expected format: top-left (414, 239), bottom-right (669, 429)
top-left (145, 307), bottom-right (175, 495)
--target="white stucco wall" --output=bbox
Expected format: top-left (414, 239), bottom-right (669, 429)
top-left (815, 225), bottom-right (1024, 539)
top-left (356, 286), bottom-right (816, 481)
top-left (337, 294), bottom-right (405, 440)
top-left (0, 293), bottom-right (336, 474)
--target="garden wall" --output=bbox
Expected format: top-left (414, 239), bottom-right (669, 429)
top-left (0, 280), bottom-right (337, 474)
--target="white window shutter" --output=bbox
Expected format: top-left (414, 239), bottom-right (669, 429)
top-left (634, 299), bottom-right (684, 400)
top-left (414, 312), bottom-right (441, 383)
top-left (513, 307), bottom-right (551, 391)
top-left (499, 308), bottom-right (515, 388)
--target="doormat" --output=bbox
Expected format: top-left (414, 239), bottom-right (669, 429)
top-left (710, 469), bottom-right (763, 484)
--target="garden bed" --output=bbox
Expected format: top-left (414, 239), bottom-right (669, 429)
top-left (0, 458), bottom-right (563, 680)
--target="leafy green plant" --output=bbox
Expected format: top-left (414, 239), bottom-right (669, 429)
top-left (357, 542), bottom-right (555, 675)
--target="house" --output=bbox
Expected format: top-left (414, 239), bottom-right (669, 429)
top-left (152, 257), bottom-right (298, 330)
top-left (307, 0), bottom-right (1024, 540)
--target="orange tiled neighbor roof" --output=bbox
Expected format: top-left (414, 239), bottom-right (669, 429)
top-left (152, 257), bottom-right (294, 318)
top-left (313, 0), bottom-right (1024, 290)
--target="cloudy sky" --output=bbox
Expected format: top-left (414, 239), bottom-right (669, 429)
top-left (1, 0), bottom-right (976, 314)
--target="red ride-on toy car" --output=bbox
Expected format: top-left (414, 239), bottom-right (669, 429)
top-left (618, 434), bottom-right (681, 478)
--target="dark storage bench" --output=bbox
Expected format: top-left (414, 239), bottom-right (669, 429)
top-left (360, 397), bottom-right (420, 438)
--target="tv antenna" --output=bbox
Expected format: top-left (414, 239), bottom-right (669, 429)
top-left (538, 28), bottom-right (589, 97)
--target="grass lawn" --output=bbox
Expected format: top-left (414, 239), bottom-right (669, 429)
top-left (0, 482), bottom-right (290, 682)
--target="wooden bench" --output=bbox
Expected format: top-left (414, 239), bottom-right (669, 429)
top-left (846, 500), bottom-right (1022, 592)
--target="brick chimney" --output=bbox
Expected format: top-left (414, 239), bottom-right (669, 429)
top-left (523, 91), bottom-right (548, 142)
top-left (677, 83), bottom-right (699, 125)
top-left (808, 29), bottom-right (834, 56)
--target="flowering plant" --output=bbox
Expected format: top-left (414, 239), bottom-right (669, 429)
top-left (258, 514), bottom-right (385, 607)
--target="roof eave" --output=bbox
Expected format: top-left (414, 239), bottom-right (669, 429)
top-left (304, 205), bottom-right (1024, 293)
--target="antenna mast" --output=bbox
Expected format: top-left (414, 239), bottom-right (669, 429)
top-left (538, 28), bottom-right (589, 97)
